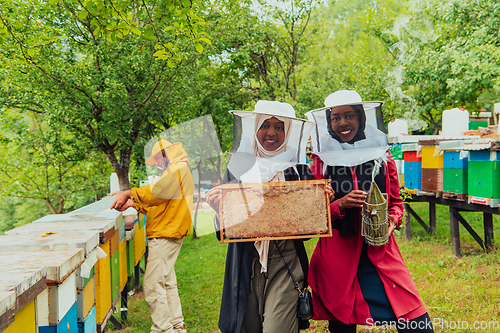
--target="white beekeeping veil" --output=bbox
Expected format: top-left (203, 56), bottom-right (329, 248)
top-left (305, 90), bottom-right (388, 167)
top-left (144, 115), bottom-right (222, 201)
top-left (227, 100), bottom-right (315, 182)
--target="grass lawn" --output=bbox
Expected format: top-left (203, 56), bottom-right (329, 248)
top-left (107, 205), bottom-right (500, 333)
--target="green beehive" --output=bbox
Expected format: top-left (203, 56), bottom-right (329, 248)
top-left (110, 250), bottom-right (121, 301)
top-left (443, 168), bottom-right (468, 194)
top-left (468, 161), bottom-right (500, 198)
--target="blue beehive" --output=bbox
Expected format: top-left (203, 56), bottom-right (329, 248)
top-left (469, 150), bottom-right (500, 161)
top-left (404, 162), bottom-right (422, 190)
top-left (443, 151), bottom-right (468, 169)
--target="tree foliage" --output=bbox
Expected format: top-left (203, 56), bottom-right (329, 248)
top-left (370, 0), bottom-right (500, 133)
top-left (0, 109), bottom-right (111, 213)
top-left (0, 0), bottom-right (209, 190)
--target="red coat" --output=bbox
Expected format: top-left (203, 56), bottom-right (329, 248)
top-left (309, 153), bottom-right (427, 324)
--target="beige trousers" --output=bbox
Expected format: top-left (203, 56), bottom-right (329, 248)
top-left (241, 240), bottom-right (303, 333)
top-left (144, 237), bottom-right (184, 333)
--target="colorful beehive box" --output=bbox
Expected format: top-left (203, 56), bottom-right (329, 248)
top-left (469, 150), bottom-right (500, 161)
top-left (12, 215), bottom-right (118, 330)
top-left (134, 215), bottom-right (146, 267)
top-left (95, 240), bottom-right (111, 326)
top-left (4, 222), bottom-right (105, 331)
top-left (443, 168), bottom-right (468, 194)
top-left (77, 305), bottom-right (96, 333)
top-left (126, 227), bottom-right (136, 278)
top-left (421, 146), bottom-right (443, 169)
top-left (468, 161), bottom-right (500, 199)
top-left (404, 162), bottom-right (422, 190)
top-left (0, 248), bottom-right (84, 333)
top-left (77, 275), bottom-right (95, 324)
top-left (0, 262), bottom-right (46, 333)
top-left (403, 151), bottom-right (422, 162)
top-left (4, 299), bottom-right (37, 333)
top-left (119, 239), bottom-right (128, 291)
top-left (443, 151), bottom-right (469, 169)
top-left (421, 168), bottom-right (443, 192)
top-left (110, 249), bottom-right (121, 302)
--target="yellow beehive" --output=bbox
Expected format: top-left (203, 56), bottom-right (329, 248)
top-left (134, 224), bottom-right (146, 267)
top-left (4, 299), bottom-right (36, 333)
top-left (95, 241), bottom-right (111, 324)
top-left (119, 239), bottom-right (127, 291)
top-left (110, 231), bottom-right (119, 258)
top-left (421, 146), bottom-right (443, 169)
top-left (83, 276), bottom-right (95, 320)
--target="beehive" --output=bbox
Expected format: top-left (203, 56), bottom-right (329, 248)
top-left (421, 146), bottom-right (443, 169)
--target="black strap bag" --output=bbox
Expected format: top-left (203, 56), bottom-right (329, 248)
top-left (274, 241), bottom-right (313, 320)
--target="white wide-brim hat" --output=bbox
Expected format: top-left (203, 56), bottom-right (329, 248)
top-left (323, 90), bottom-right (383, 110)
top-left (230, 100), bottom-right (311, 121)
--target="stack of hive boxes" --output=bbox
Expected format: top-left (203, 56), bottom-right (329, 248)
top-left (0, 195), bottom-right (148, 333)
top-left (402, 143), bottom-right (422, 191)
top-left (468, 150), bottom-right (500, 207)
top-left (0, 257), bottom-right (47, 333)
top-left (442, 150), bottom-right (469, 201)
top-left (32, 212), bottom-right (120, 332)
top-left (420, 145), bottom-right (443, 193)
top-left (0, 228), bottom-right (95, 333)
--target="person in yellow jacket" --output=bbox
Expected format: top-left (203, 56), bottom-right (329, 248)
top-left (111, 140), bottom-right (194, 333)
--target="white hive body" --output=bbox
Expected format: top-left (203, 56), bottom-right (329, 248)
top-left (362, 181), bottom-right (389, 246)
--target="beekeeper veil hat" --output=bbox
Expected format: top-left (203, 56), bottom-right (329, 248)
top-left (228, 100), bottom-right (315, 182)
top-left (305, 90), bottom-right (388, 167)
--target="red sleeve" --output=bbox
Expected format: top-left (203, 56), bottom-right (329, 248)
top-left (310, 154), bottom-right (324, 180)
top-left (310, 154), bottom-right (346, 220)
top-left (330, 200), bottom-right (345, 220)
top-left (386, 152), bottom-right (404, 228)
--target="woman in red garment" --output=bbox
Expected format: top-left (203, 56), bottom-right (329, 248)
top-left (305, 90), bottom-right (434, 333)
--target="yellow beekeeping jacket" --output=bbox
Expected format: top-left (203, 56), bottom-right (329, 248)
top-left (131, 144), bottom-right (194, 239)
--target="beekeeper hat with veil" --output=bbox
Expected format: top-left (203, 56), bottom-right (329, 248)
top-left (305, 90), bottom-right (388, 171)
top-left (227, 100), bottom-right (315, 183)
top-left (143, 115), bottom-right (221, 208)
top-left (305, 90), bottom-right (389, 237)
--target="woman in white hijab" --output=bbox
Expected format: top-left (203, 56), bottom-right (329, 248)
top-left (206, 100), bottom-right (333, 333)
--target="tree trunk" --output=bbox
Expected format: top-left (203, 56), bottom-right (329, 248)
top-left (192, 164), bottom-right (202, 239)
top-left (105, 147), bottom-right (132, 191)
top-left (45, 197), bottom-right (58, 214)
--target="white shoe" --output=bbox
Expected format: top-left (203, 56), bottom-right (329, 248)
top-left (174, 325), bottom-right (187, 333)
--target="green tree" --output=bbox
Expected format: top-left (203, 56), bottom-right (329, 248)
top-left (0, 109), bottom-right (112, 213)
top-left (368, 0), bottom-right (500, 133)
top-left (0, 0), bottom-right (209, 190)
top-left (291, 0), bottom-right (400, 119)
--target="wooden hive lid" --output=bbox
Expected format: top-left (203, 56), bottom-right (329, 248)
top-left (0, 231), bottom-right (99, 256)
top-left (0, 249), bottom-right (84, 285)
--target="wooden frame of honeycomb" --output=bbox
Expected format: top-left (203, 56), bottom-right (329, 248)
top-left (219, 179), bottom-right (332, 243)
